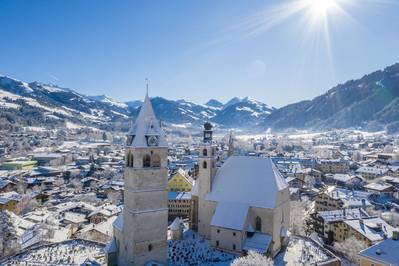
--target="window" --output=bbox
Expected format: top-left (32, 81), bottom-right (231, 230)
top-left (233, 232), bottom-right (236, 236)
top-left (125, 152), bottom-right (130, 167)
top-left (203, 149), bottom-right (208, 156)
top-left (217, 229), bottom-right (220, 233)
top-left (130, 153), bottom-right (134, 167)
top-left (148, 244), bottom-right (152, 252)
top-left (143, 154), bottom-right (151, 168)
top-left (203, 161), bottom-right (207, 169)
top-left (152, 154), bottom-right (161, 167)
top-left (233, 244), bottom-right (236, 250)
top-left (216, 241), bottom-right (219, 247)
top-left (255, 216), bottom-right (262, 231)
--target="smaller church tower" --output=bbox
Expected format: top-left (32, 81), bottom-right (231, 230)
top-left (227, 131), bottom-right (234, 157)
top-left (197, 122), bottom-right (217, 238)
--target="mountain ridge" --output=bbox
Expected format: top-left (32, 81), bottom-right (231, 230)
top-left (1, 62), bottom-right (399, 133)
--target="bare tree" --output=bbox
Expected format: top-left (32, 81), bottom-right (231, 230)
top-left (231, 251), bottom-right (273, 266)
top-left (107, 191), bottom-right (121, 205)
top-left (334, 236), bottom-right (368, 263)
top-left (0, 211), bottom-right (20, 258)
top-left (20, 195), bottom-right (39, 214)
top-left (290, 198), bottom-right (311, 236)
top-left (70, 178), bottom-right (83, 192)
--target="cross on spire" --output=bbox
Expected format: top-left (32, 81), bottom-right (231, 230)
top-left (145, 78), bottom-right (149, 96)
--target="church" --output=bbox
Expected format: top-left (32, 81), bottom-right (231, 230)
top-left (105, 91), bottom-right (169, 266)
top-left (195, 123), bottom-right (290, 257)
top-left (104, 90), bottom-right (290, 265)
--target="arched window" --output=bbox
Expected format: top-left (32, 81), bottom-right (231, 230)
top-left (152, 154), bottom-right (161, 167)
top-left (255, 216), bottom-right (262, 231)
top-left (143, 154), bottom-right (151, 168)
top-left (126, 152), bottom-right (133, 167)
top-left (203, 161), bottom-right (207, 169)
top-left (125, 153), bottom-right (129, 167)
top-left (130, 154), bottom-right (134, 167)
top-left (203, 149), bottom-right (208, 156)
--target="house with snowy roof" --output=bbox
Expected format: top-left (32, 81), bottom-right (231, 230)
top-left (356, 166), bottom-right (389, 180)
top-left (358, 233), bottom-right (399, 266)
top-left (315, 186), bottom-right (371, 212)
top-left (195, 123), bottom-right (290, 257)
top-left (344, 217), bottom-right (397, 246)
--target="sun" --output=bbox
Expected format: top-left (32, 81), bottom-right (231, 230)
top-left (306, 0), bottom-right (339, 18)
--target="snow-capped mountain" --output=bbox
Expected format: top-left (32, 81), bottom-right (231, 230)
top-left (205, 99), bottom-right (224, 109)
top-left (0, 76), bottom-right (130, 130)
top-left (127, 97), bottom-right (275, 128)
top-left (88, 95), bottom-right (128, 109)
top-left (2, 62), bottom-right (399, 133)
top-left (0, 75), bottom-right (275, 131)
top-left (212, 97), bottom-right (275, 127)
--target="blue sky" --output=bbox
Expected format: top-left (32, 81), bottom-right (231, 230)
top-left (1, 0), bottom-right (398, 107)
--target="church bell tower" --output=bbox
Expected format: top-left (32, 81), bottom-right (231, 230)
top-left (107, 87), bottom-right (168, 266)
top-left (197, 122), bottom-right (217, 238)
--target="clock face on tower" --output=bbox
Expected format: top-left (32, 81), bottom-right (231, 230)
top-left (147, 135), bottom-right (159, 146)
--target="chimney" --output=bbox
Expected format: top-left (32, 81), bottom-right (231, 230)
top-left (393, 231), bottom-right (399, 241)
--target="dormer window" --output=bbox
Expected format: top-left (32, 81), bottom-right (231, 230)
top-left (126, 135), bottom-right (135, 146)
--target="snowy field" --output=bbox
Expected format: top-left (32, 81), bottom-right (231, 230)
top-left (168, 232), bottom-right (335, 266)
top-left (0, 240), bottom-right (105, 266)
top-left (168, 230), bottom-right (236, 266)
top-left (274, 237), bottom-right (332, 265)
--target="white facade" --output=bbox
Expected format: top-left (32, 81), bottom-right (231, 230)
top-left (197, 131), bottom-right (290, 257)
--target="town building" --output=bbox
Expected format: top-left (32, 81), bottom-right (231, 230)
top-left (167, 168), bottom-right (193, 192)
top-left (311, 208), bottom-right (370, 243)
top-left (358, 233), bottom-right (399, 266)
top-left (167, 191), bottom-right (193, 222)
top-left (343, 217), bottom-right (396, 246)
top-left (315, 186), bottom-right (370, 212)
top-left (316, 159), bottom-right (349, 174)
top-left (356, 166), bottom-right (389, 180)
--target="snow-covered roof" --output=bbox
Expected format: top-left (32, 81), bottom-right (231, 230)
top-left (356, 166), bottom-right (388, 175)
top-left (359, 238), bottom-right (399, 265)
top-left (126, 92), bottom-right (167, 148)
top-left (364, 182), bottom-right (394, 192)
top-left (113, 213), bottom-right (123, 232)
top-left (169, 217), bottom-right (182, 231)
top-left (317, 208), bottom-right (369, 222)
top-left (206, 156), bottom-right (288, 209)
top-left (344, 217), bottom-right (396, 243)
top-left (211, 201), bottom-right (249, 230)
top-left (243, 232), bottom-right (272, 254)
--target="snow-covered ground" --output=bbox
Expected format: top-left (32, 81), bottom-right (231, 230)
top-left (168, 230), bottom-right (236, 266)
top-left (274, 237), bottom-right (332, 266)
top-left (1, 240), bottom-right (105, 266)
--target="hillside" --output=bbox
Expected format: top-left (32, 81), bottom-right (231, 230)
top-left (262, 63), bottom-right (399, 132)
